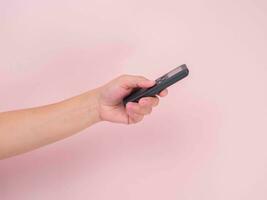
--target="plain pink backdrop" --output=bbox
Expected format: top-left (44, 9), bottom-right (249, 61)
top-left (0, 0), bottom-right (267, 199)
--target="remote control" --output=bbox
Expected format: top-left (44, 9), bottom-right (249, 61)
top-left (123, 64), bottom-right (189, 105)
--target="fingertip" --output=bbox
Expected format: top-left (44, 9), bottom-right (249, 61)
top-left (139, 80), bottom-right (155, 88)
top-left (149, 80), bottom-right (156, 85)
top-left (126, 101), bottom-right (133, 108)
top-left (139, 97), bottom-right (151, 106)
top-left (139, 97), bottom-right (159, 107)
top-left (126, 102), bottom-right (139, 113)
top-left (146, 80), bottom-right (156, 86)
top-left (138, 98), bottom-right (148, 106)
top-left (159, 89), bottom-right (168, 97)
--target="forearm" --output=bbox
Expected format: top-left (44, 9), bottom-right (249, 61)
top-left (0, 88), bottom-right (101, 159)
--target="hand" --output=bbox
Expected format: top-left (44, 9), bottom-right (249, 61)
top-left (97, 75), bottom-right (168, 124)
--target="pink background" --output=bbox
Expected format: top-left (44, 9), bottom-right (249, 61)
top-left (1, 0), bottom-right (267, 199)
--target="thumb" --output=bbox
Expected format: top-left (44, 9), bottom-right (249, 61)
top-left (118, 75), bottom-right (155, 90)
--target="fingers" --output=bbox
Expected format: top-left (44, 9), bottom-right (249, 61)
top-left (158, 89), bottom-right (168, 97)
top-left (118, 75), bottom-right (155, 90)
top-left (126, 96), bottom-right (159, 124)
top-left (127, 102), bottom-right (152, 115)
top-left (127, 111), bottom-right (144, 124)
top-left (117, 75), bottom-right (168, 96)
top-left (117, 74), bottom-right (169, 124)
top-left (126, 103), bottom-right (146, 124)
top-left (139, 96), bottom-right (159, 107)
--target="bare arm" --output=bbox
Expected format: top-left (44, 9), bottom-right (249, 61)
top-left (0, 75), bottom-right (167, 159)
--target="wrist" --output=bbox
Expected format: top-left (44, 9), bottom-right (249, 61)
top-left (83, 88), bottom-right (103, 124)
top-left (66, 88), bottom-right (103, 126)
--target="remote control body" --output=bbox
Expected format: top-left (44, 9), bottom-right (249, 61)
top-left (123, 64), bottom-right (189, 105)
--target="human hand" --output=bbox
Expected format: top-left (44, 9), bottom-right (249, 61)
top-left (97, 75), bottom-right (168, 124)
top-left (0, 74), bottom-right (167, 159)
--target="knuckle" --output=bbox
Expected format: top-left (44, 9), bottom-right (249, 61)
top-left (135, 115), bottom-right (143, 123)
top-left (131, 118), bottom-right (139, 124)
top-left (138, 116), bottom-right (144, 122)
top-left (136, 75), bottom-right (147, 81)
top-left (153, 98), bottom-right (159, 106)
top-left (118, 74), bottom-right (129, 79)
top-left (146, 108), bottom-right (152, 115)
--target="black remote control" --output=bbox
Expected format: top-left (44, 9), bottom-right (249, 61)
top-left (123, 64), bottom-right (189, 105)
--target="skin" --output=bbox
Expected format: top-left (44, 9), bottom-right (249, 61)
top-left (0, 75), bottom-right (168, 160)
